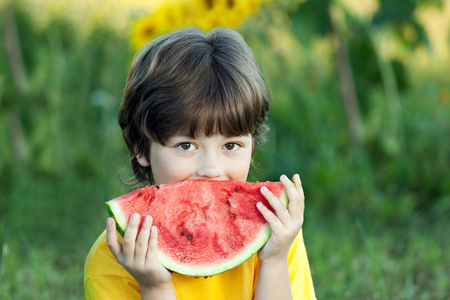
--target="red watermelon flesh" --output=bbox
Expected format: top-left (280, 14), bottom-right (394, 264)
top-left (106, 180), bottom-right (286, 276)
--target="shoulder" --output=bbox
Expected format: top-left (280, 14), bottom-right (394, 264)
top-left (288, 229), bottom-right (317, 300)
top-left (84, 231), bottom-right (139, 298)
top-left (85, 231), bottom-right (114, 276)
top-left (85, 230), bottom-right (134, 278)
top-left (288, 228), bottom-right (306, 259)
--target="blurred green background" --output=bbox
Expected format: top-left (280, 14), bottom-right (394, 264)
top-left (1, 0), bottom-right (449, 299)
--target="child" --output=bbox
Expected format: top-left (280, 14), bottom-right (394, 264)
top-left (84, 27), bottom-right (316, 300)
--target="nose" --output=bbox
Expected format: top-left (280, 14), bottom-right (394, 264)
top-left (195, 151), bottom-right (224, 179)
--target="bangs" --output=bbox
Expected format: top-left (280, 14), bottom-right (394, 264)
top-left (140, 52), bottom-right (269, 145)
top-left (172, 69), bottom-right (266, 141)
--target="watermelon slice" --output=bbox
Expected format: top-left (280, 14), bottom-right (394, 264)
top-left (106, 180), bottom-right (287, 276)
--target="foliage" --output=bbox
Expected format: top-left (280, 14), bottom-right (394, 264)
top-left (1, 0), bottom-right (449, 299)
top-left (246, 0), bottom-right (450, 218)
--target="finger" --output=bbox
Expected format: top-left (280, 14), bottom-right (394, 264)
top-left (122, 213), bottom-right (140, 264)
top-left (261, 185), bottom-right (291, 226)
top-left (292, 174), bottom-right (305, 214)
top-left (261, 186), bottom-right (289, 218)
top-left (106, 218), bottom-right (123, 260)
top-left (281, 174), bottom-right (301, 217)
top-left (257, 202), bottom-right (285, 233)
top-left (290, 174), bottom-right (305, 228)
top-left (146, 226), bottom-right (159, 264)
top-left (135, 215), bottom-right (153, 262)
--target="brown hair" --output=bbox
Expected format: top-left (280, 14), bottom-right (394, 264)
top-left (118, 27), bottom-right (271, 184)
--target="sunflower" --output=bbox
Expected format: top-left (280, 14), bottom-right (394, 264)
top-left (192, 0), bottom-right (267, 30)
top-left (130, 0), bottom-right (271, 51)
top-left (131, 12), bottom-right (165, 51)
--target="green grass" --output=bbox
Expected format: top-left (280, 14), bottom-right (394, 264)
top-left (304, 209), bottom-right (450, 299)
top-left (1, 172), bottom-right (127, 299)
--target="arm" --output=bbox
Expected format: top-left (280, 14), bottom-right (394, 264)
top-left (106, 214), bottom-right (177, 300)
top-left (254, 174), bottom-right (305, 300)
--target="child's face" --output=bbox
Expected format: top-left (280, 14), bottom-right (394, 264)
top-left (139, 134), bottom-right (253, 184)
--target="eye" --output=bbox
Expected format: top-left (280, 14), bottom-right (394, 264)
top-left (224, 143), bottom-right (240, 151)
top-left (178, 142), bottom-right (195, 151)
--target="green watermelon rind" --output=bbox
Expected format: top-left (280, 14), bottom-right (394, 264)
top-left (157, 191), bottom-right (288, 277)
top-left (106, 200), bottom-right (128, 237)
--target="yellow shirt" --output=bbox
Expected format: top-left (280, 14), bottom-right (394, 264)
top-left (84, 230), bottom-right (316, 299)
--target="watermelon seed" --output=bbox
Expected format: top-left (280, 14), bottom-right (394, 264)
top-left (138, 192), bottom-right (142, 197)
top-left (156, 185), bottom-right (160, 189)
top-left (225, 200), bottom-right (231, 205)
top-left (235, 187), bottom-right (241, 192)
top-left (230, 214), bottom-right (236, 218)
top-left (187, 234), bottom-right (192, 240)
top-left (181, 230), bottom-right (185, 236)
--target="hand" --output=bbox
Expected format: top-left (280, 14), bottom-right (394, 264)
top-left (257, 174), bottom-right (305, 263)
top-left (106, 213), bottom-right (173, 291)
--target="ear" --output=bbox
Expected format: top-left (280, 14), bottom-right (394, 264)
top-left (134, 146), bottom-right (150, 167)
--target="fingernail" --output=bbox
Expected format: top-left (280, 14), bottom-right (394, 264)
top-left (151, 226), bottom-right (157, 232)
top-left (132, 213), bottom-right (140, 220)
top-left (106, 218), bottom-right (112, 226)
top-left (144, 215), bottom-right (151, 222)
top-left (261, 186), bottom-right (269, 193)
top-left (281, 175), bottom-right (288, 181)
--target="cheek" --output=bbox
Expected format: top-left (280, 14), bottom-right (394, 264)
top-left (151, 152), bottom-right (191, 184)
top-left (227, 152), bottom-right (252, 180)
